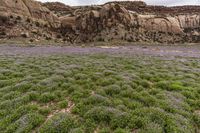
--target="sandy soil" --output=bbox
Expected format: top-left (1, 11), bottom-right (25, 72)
top-left (0, 45), bottom-right (200, 58)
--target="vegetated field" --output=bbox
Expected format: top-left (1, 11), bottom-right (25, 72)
top-left (0, 46), bottom-right (200, 133)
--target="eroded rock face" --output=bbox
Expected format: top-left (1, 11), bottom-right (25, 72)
top-left (138, 15), bottom-right (183, 34)
top-left (0, 0), bottom-right (59, 27)
top-left (1, 0), bottom-right (200, 44)
top-left (59, 2), bottom-right (200, 43)
top-left (61, 2), bottom-right (200, 43)
top-left (0, 0), bottom-right (61, 41)
top-left (177, 15), bottom-right (200, 29)
top-left (60, 3), bottom-right (138, 42)
top-left (42, 2), bottom-right (74, 17)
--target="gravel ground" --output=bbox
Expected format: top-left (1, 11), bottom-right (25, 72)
top-left (0, 45), bottom-right (200, 58)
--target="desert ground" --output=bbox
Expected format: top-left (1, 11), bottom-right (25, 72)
top-left (0, 44), bottom-right (200, 132)
top-left (1, 45), bottom-right (200, 57)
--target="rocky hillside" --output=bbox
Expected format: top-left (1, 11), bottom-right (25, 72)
top-left (0, 0), bottom-right (60, 42)
top-left (42, 2), bottom-right (75, 17)
top-left (0, 0), bottom-right (200, 44)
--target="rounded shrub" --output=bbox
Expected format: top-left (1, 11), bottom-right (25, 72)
top-left (84, 106), bottom-right (125, 126)
top-left (58, 100), bottom-right (68, 109)
top-left (138, 122), bottom-right (163, 133)
top-left (39, 92), bottom-right (56, 103)
top-left (40, 113), bottom-right (78, 133)
top-left (104, 85), bottom-right (121, 96)
top-left (6, 113), bottom-right (45, 133)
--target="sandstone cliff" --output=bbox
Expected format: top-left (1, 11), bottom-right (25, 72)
top-left (42, 2), bottom-right (74, 17)
top-left (0, 0), bottom-right (61, 41)
top-left (0, 0), bottom-right (59, 26)
top-left (0, 0), bottom-right (200, 44)
top-left (59, 2), bottom-right (200, 43)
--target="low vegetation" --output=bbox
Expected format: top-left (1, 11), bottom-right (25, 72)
top-left (0, 53), bottom-right (200, 132)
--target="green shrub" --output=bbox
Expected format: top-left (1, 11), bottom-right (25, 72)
top-left (119, 88), bottom-right (135, 98)
top-left (1, 91), bottom-right (21, 100)
top-left (104, 85), bottom-right (121, 96)
top-left (98, 127), bottom-right (111, 133)
top-left (39, 107), bottom-right (51, 116)
top-left (40, 113), bottom-right (78, 133)
top-left (85, 106), bottom-right (125, 125)
top-left (0, 80), bottom-right (13, 88)
top-left (169, 82), bottom-right (184, 91)
top-left (110, 113), bottom-right (129, 129)
top-left (138, 122), bottom-right (163, 133)
top-left (28, 91), bottom-right (40, 101)
top-left (74, 73), bottom-right (88, 80)
top-left (155, 81), bottom-right (170, 90)
top-left (123, 99), bottom-right (143, 110)
top-left (140, 80), bottom-right (151, 88)
top-left (58, 100), bottom-right (68, 109)
top-left (84, 94), bottom-right (111, 105)
top-left (69, 127), bottom-right (84, 133)
top-left (114, 128), bottom-right (129, 133)
top-left (6, 113), bottom-right (44, 133)
top-left (103, 70), bottom-right (116, 76)
top-left (97, 78), bottom-right (116, 87)
top-left (193, 113), bottom-right (200, 128)
top-left (13, 81), bottom-right (32, 92)
top-left (131, 107), bottom-right (167, 126)
top-left (39, 92), bottom-right (56, 103)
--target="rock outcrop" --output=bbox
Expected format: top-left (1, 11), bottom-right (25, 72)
top-left (59, 2), bottom-right (200, 43)
top-left (0, 0), bottom-right (200, 44)
top-left (0, 0), bottom-right (61, 41)
top-left (42, 2), bottom-right (74, 17)
top-left (0, 0), bottom-right (59, 26)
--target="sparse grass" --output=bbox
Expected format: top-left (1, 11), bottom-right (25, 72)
top-left (0, 53), bottom-right (200, 132)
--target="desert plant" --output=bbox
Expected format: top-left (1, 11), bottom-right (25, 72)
top-left (40, 113), bottom-right (78, 133)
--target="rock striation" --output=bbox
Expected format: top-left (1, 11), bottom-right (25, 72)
top-left (0, 0), bottom-right (59, 26)
top-left (0, 0), bottom-right (200, 44)
top-left (0, 0), bottom-right (60, 41)
top-left (59, 2), bottom-right (200, 43)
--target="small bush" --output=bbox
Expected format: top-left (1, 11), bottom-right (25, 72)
top-left (193, 113), bottom-right (200, 128)
top-left (104, 85), bottom-right (121, 96)
top-left (6, 113), bottom-right (45, 133)
top-left (39, 107), bottom-right (51, 116)
top-left (39, 92), bottom-right (56, 103)
top-left (84, 94), bottom-right (111, 105)
top-left (169, 82), bottom-right (184, 91)
top-left (85, 106), bottom-right (125, 127)
top-left (97, 77), bottom-right (116, 87)
top-left (156, 81), bottom-right (170, 90)
top-left (114, 128), bottom-right (129, 133)
top-left (138, 122), bottom-right (163, 133)
top-left (40, 113), bottom-right (78, 133)
top-left (58, 100), bottom-right (68, 109)
top-left (13, 81), bottom-right (32, 92)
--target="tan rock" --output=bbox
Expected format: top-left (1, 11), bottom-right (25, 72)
top-left (138, 14), bottom-right (184, 34)
top-left (0, 0), bottom-right (60, 28)
top-left (60, 16), bottom-right (76, 30)
top-left (177, 14), bottom-right (200, 29)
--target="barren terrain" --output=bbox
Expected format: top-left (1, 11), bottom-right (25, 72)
top-left (0, 45), bottom-right (200, 58)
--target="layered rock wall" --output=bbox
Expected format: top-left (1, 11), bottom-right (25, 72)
top-left (0, 0), bottom-right (60, 27)
top-left (0, 0), bottom-right (200, 44)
